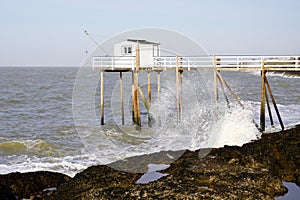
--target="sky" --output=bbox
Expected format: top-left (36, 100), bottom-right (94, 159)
top-left (0, 0), bottom-right (299, 66)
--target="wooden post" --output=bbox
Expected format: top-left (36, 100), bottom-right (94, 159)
top-left (176, 55), bottom-right (183, 120)
top-left (132, 42), bottom-right (141, 126)
top-left (213, 54), bottom-right (219, 103)
top-left (179, 71), bottom-right (183, 114)
top-left (157, 71), bottom-right (161, 126)
top-left (132, 72), bottom-right (134, 122)
top-left (157, 71), bottom-right (161, 102)
top-left (148, 71), bottom-right (151, 108)
top-left (265, 86), bottom-right (274, 127)
top-left (265, 76), bottom-right (284, 131)
top-left (120, 72), bottom-right (124, 125)
top-left (176, 55), bottom-right (180, 120)
top-left (147, 71), bottom-right (151, 125)
top-left (100, 70), bottom-right (105, 125)
top-left (260, 60), bottom-right (266, 131)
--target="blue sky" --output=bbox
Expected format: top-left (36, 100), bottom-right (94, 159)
top-left (0, 0), bottom-right (299, 66)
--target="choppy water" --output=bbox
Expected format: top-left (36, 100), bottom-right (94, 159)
top-left (0, 67), bottom-right (299, 177)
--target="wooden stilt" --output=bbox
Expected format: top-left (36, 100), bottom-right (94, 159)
top-left (264, 76), bottom-right (284, 131)
top-left (260, 60), bottom-right (266, 131)
top-left (133, 42), bottom-right (141, 126)
top-left (132, 72), bottom-right (134, 122)
top-left (213, 54), bottom-right (219, 103)
top-left (120, 72), bottom-right (124, 125)
top-left (147, 71), bottom-right (151, 125)
top-left (179, 71), bottom-right (183, 114)
top-left (264, 85), bottom-right (274, 127)
top-left (100, 70), bottom-right (105, 125)
top-left (157, 71), bottom-right (161, 102)
top-left (157, 71), bottom-right (161, 126)
top-left (176, 55), bottom-right (181, 120)
top-left (148, 71), bottom-right (151, 107)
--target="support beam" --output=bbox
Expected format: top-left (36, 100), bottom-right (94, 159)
top-left (100, 70), bottom-right (105, 125)
top-left (265, 86), bottom-right (274, 127)
top-left (217, 74), bottom-right (230, 108)
top-left (120, 72), bottom-right (124, 125)
top-left (265, 76), bottom-right (284, 131)
top-left (216, 71), bottom-right (244, 108)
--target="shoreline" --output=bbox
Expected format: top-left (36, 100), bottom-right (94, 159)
top-left (1, 124), bottom-right (300, 199)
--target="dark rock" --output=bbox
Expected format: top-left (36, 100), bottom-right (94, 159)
top-left (2, 125), bottom-right (300, 199)
top-left (0, 171), bottom-right (70, 199)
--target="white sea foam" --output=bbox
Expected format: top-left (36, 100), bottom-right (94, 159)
top-left (0, 154), bottom-right (99, 177)
top-left (211, 107), bottom-right (261, 148)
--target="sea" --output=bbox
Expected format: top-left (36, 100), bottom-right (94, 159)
top-left (0, 67), bottom-right (299, 179)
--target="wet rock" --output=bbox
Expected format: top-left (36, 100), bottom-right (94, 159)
top-left (0, 171), bottom-right (70, 200)
top-left (1, 125), bottom-right (300, 199)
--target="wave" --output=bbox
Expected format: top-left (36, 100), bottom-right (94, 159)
top-left (0, 139), bottom-right (62, 157)
top-left (248, 70), bottom-right (300, 78)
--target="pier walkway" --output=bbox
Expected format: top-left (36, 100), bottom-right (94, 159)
top-left (92, 54), bottom-right (299, 132)
top-left (93, 55), bottom-right (300, 71)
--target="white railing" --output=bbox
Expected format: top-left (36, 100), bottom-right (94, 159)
top-left (93, 56), bottom-right (136, 70)
top-left (93, 55), bottom-right (300, 70)
top-left (153, 56), bottom-right (213, 70)
top-left (216, 55), bottom-right (299, 69)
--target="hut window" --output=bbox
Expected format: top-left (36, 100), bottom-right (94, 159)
top-left (122, 45), bottom-right (132, 55)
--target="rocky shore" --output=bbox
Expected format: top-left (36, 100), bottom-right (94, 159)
top-left (1, 125), bottom-right (300, 199)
